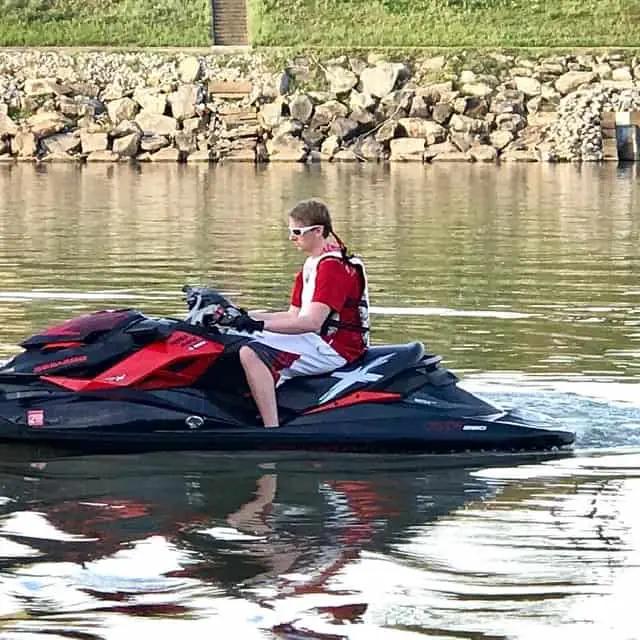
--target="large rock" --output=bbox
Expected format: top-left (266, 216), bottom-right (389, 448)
top-left (409, 95), bottom-right (431, 118)
top-left (470, 144), bottom-right (498, 162)
top-left (416, 81), bottom-right (454, 103)
top-left (315, 100), bottom-right (349, 122)
top-left (27, 112), bottom-right (67, 138)
top-left (58, 96), bottom-right (80, 117)
top-left (398, 118), bottom-right (446, 144)
top-left (320, 135), bottom-right (340, 158)
top-left (271, 119), bottom-right (303, 139)
top-left (11, 131), bottom-right (37, 158)
top-left (424, 140), bottom-right (457, 160)
top-left (267, 135), bottom-right (307, 161)
top-left (86, 150), bottom-right (120, 162)
top-left (133, 88), bottom-right (167, 115)
top-left (357, 137), bottom-right (384, 161)
top-left (41, 152), bottom-right (79, 163)
top-left (107, 97), bottom-right (138, 125)
top-left (555, 71), bottom-right (596, 95)
top-left (389, 137), bottom-right (425, 161)
top-left (0, 113), bottom-right (18, 137)
top-left (135, 112), bottom-right (178, 136)
top-left (489, 130), bottom-right (514, 150)
top-left (612, 66), bottom-right (633, 81)
top-left (301, 128), bottom-right (325, 149)
top-left (174, 132), bottom-right (198, 154)
top-left (350, 106), bottom-right (375, 126)
top-left (514, 76), bottom-right (542, 97)
top-left (450, 132), bottom-right (474, 152)
top-left (326, 66), bottom-right (358, 95)
top-left (378, 89), bottom-right (413, 119)
top-left (179, 56), bottom-right (202, 83)
top-left (186, 149), bottom-right (213, 163)
top-left (461, 82), bottom-right (494, 98)
top-left (328, 116), bottom-right (359, 142)
top-left (449, 114), bottom-right (488, 135)
top-left (360, 63), bottom-right (406, 98)
top-left (80, 131), bottom-right (108, 153)
top-left (349, 91), bottom-right (376, 112)
top-left (260, 100), bottom-right (284, 129)
top-left (24, 78), bottom-right (72, 97)
top-left (140, 135), bottom-right (170, 152)
top-left (168, 84), bottom-right (201, 120)
top-left (112, 132), bottom-right (141, 157)
top-left (501, 149), bottom-right (540, 162)
top-left (496, 113), bottom-right (527, 132)
top-left (432, 102), bottom-right (453, 125)
top-left (42, 132), bottom-right (80, 155)
top-left (333, 148), bottom-right (360, 162)
top-left (431, 151), bottom-right (474, 162)
top-left (109, 120), bottom-right (142, 139)
top-left (149, 148), bottom-right (180, 162)
top-left (289, 94), bottom-right (314, 123)
top-left (374, 120), bottom-right (399, 143)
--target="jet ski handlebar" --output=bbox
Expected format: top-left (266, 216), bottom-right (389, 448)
top-left (182, 285), bottom-right (243, 330)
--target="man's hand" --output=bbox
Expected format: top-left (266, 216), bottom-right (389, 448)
top-left (231, 312), bottom-right (265, 334)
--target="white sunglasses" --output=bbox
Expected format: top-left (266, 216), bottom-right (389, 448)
top-left (288, 224), bottom-right (322, 237)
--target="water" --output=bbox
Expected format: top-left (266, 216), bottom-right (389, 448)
top-left (0, 162), bottom-right (639, 638)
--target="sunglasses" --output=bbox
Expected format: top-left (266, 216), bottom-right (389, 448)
top-left (288, 224), bottom-right (322, 237)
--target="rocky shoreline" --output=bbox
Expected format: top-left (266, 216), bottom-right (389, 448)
top-left (2, 49), bottom-right (640, 164)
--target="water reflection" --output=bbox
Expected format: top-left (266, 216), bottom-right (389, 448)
top-left (1, 449), bottom-right (640, 638)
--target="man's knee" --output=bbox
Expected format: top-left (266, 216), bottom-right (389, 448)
top-left (239, 345), bottom-right (262, 370)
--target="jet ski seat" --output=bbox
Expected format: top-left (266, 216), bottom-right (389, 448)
top-left (355, 341), bottom-right (425, 370)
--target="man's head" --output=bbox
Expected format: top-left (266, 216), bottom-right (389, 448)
top-left (288, 199), bottom-right (333, 253)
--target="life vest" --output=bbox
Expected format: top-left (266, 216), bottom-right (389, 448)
top-left (301, 250), bottom-right (370, 347)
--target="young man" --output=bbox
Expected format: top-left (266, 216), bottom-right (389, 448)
top-left (229, 199), bottom-right (369, 428)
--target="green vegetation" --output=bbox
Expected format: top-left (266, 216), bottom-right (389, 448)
top-left (248, 0), bottom-right (640, 47)
top-left (0, 0), bottom-right (637, 48)
top-left (0, 0), bottom-right (211, 46)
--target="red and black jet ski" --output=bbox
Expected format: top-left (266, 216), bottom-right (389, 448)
top-left (0, 286), bottom-right (575, 454)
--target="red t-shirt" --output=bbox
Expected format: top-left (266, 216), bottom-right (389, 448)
top-left (290, 257), bottom-right (366, 362)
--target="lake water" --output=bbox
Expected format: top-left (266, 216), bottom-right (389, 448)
top-left (0, 162), bottom-right (639, 639)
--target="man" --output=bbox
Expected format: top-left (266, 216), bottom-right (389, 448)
top-left (229, 199), bottom-right (369, 428)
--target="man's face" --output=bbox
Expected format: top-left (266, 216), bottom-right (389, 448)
top-left (288, 217), bottom-right (323, 252)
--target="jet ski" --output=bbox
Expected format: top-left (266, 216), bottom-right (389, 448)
top-left (0, 286), bottom-right (575, 454)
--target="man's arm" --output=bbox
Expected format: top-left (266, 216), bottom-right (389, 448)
top-left (261, 302), bottom-right (330, 334)
top-left (250, 305), bottom-right (300, 322)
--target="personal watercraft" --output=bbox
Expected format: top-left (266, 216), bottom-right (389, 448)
top-left (0, 287), bottom-right (575, 454)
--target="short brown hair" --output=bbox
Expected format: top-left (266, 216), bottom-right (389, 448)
top-left (288, 199), bottom-right (332, 238)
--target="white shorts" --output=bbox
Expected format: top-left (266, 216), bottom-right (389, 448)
top-left (238, 330), bottom-right (347, 385)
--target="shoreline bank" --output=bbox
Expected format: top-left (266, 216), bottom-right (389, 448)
top-left (2, 48), bottom-right (640, 165)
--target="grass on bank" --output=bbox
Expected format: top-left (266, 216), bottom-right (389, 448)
top-left (0, 0), bottom-right (637, 48)
top-left (0, 0), bottom-right (211, 46)
top-left (248, 0), bottom-right (640, 48)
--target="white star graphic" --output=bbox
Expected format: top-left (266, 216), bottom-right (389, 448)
top-left (318, 353), bottom-right (395, 404)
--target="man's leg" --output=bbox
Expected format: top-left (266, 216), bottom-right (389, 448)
top-left (239, 345), bottom-right (279, 428)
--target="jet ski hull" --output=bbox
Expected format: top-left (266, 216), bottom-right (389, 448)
top-left (0, 397), bottom-right (574, 454)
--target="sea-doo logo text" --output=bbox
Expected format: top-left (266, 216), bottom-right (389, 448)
top-left (34, 355), bottom-right (87, 373)
top-left (104, 374), bottom-right (127, 383)
top-left (319, 354), bottom-right (395, 404)
top-left (188, 340), bottom-right (207, 351)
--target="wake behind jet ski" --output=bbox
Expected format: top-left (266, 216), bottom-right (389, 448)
top-left (0, 286), bottom-right (575, 454)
